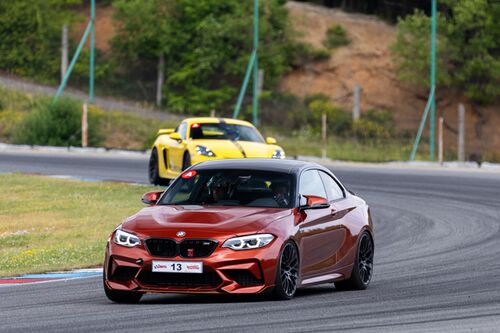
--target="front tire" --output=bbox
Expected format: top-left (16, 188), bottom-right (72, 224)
top-left (103, 278), bottom-right (143, 303)
top-left (335, 231), bottom-right (374, 291)
top-left (182, 152), bottom-right (191, 171)
top-left (273, 241), bottom-right (299, 300)
top-left (148, 149), bottom-right (169, 186)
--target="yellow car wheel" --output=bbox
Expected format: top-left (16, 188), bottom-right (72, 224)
top-left (148, 149), bottom-right (170, 186)
top-left (182, 152), bottom-right (191, 171)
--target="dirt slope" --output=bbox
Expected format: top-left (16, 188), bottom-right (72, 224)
top-left (282, 1), bottom-right (499, 160)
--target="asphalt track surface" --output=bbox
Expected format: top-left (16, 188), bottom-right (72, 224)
top-left (1, 151), bottom-right (499, 332)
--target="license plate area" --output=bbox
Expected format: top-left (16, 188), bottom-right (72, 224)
top-left (152, 260), bottom-right (203, 274)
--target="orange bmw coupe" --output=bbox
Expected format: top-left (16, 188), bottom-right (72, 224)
top-left (104, 159), bottom-right (374, 302)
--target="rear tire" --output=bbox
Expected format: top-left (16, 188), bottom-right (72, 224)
top-left (273, 241), bottom-right (299, 300)
top-left (148, 149), bottom-right (169, 186)
top-left (103, 278), bottom-right (143, 303)
top-left (182, 152), bottom-right (191, 171)
top-left (335, 231), bottom-right (374, 291)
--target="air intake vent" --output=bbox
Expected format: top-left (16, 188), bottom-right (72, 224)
top-left (138, 270), bottom-right (222, 288)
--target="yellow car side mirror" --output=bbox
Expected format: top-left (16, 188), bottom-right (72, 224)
top-left (266, 137), bottom-right (277, 145)
top-left (169, 132), bottom-right (182, 141)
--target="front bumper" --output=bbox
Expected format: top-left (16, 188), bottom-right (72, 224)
top-left (104, 239), bottom-right (281, 295)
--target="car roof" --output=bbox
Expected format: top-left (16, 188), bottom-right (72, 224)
top-left (183, 117), bottom-right (254, 127)
top-left (192, 158), bottom-right (324, 174)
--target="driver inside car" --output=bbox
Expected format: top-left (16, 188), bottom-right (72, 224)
top-left (271, 181), bottom-right (290, 208)
top-left (207, 174), bottom-right (232, 204)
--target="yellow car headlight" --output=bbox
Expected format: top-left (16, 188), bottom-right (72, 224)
top-left (195, 145), bottom-right (216, 157)
top-left (272, 149), bottom-right (285, 159)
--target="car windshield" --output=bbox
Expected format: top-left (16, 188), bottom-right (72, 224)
top-left (159, 169), bottom-right (295, 208)
top-left (189, 123), bottom-right (265, 143)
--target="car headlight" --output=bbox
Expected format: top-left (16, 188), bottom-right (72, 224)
top-left (195, 145), bottom-right (216, 157)
top-left (272, 149), bottom-right (285, 159)
top-left (222, 234), bottom-right (275, 250)
top-left (113, 229), bottom-right (141, 248)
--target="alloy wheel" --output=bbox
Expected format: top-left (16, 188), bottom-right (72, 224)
top-left (280, 242), bottom-right (299, 297)
top-left (358, 233), bottom-right (374, 285)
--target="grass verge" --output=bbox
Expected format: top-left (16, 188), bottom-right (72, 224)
top-left (0, 174), bottom-right (156, 277)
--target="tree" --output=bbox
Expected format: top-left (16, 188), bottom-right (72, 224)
top-left (111, 0), bottom-right (293, 115)
top-left (392, 0), bottom-right (500, 105)
top-left (0, 0), bottom-right (81, 83)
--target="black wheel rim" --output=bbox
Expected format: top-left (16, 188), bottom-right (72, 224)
top-left (149, 151), bottom-right (157, 181)
top-left (280, 243), bottom-right (299, 297)
top-left (358, 234), bottom-right (374, 285)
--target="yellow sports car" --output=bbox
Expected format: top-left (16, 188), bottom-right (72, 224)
top-left (148, 117), bottom-right (285, 185)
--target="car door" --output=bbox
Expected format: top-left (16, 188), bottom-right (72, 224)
top-left (297, 169), bottom-right (343, 282)
top-left (168, 122), bottom-right (188, 172)
top-left (319, 171), bottom-right (360, 271)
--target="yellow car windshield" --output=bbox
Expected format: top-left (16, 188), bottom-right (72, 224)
top-left (190, 123), bottom-right (264, 143)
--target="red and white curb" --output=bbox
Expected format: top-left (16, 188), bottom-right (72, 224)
top-left (0, 268), bottom-right (102, 286)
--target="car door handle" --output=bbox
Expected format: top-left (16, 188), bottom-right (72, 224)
top-left (331, 209), bottom-right (337, 216)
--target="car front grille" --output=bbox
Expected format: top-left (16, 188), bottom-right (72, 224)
top-left (145, 238), bottom-right (217, 258)
top-left (145, 238), bottom-right (177, 257)
top-left (137, 270), bottom-right (222, 288)
top-left (179, 239), bottom-right (218, 258)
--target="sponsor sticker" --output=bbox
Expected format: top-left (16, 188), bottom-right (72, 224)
top-left (181, 170), bottom-right (197, 179)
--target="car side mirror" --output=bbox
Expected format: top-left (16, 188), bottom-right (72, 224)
top-left (141, 191), bottom-right (164, 205)
top-left (169, 132), bottom-right (182, 141)
top-left (266, 137), bottom-right (277, 145)
top-left (158, 128), bottom-right (174, 136)
top-left (299, 195), bottom-right (330, 210)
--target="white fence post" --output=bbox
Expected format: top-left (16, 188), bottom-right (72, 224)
top-left (322, 112), bottom-right (327, 159)
top-left (458, 104), bottom-right (465, 162)
top-left (438, 116), bottom-right (444, 165)
top-left (61, 24), bottom-right (68, 82)
top-left (353, 84), bottom-right (361, 121)
top-left (82, 103), bottom-right (88, 148)
top-left (156, 53), bottom-right (165, 107)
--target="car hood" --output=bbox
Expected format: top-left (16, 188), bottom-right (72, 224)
top-left (190, 139), bottom-right (282, 158)
top-left (122, 205), bottom-right (291, 238)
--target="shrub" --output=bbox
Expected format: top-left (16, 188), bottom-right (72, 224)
top-left (260, 92), bottom-right (309, 129)
top-left (12, 98), bottom-right (103, 147)
top-left (351, 109), bottom-right (395, 141)
top-left (305, 94), bottom-right (352, 136)
top-left (288, 43), bottom-right (330, 67)
top-left (0, 1), bottom-right (80, 83)
top-left (323, 25), bottom-right (351, 49)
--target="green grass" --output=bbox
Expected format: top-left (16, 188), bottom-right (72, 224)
top-left (0, 174), bottom-right (157, 276)
top-left (96, 110), bottom-right (178, 150)
top-left (261, 127), bottom-right (431, 162)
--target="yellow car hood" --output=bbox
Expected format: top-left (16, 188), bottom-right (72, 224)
top-left (190, 139), bottom-right (280, 158)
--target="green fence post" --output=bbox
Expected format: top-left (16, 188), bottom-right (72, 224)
top-left (89, 0), bottom-right (95, 104)
top-left (53, 22), bottom-right (92, 103)
top-left (429, 0), bottom-right (437, 160)
top-left (410, 87), bottom-right (435, 161)
top-left (252, 0), bottom-right (259, 126)
top-left (233, 51), bottom-right (256, 119)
